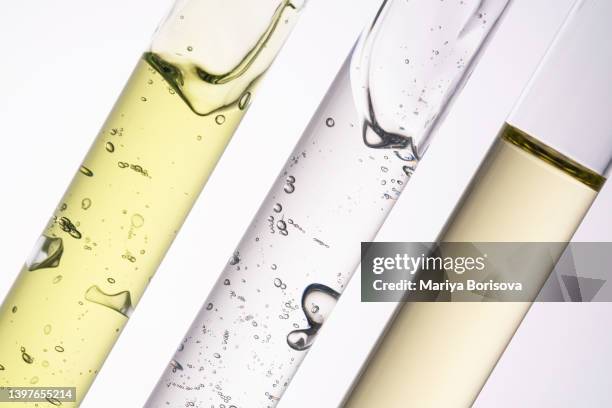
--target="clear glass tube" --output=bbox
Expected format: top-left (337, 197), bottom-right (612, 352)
top-left (343, 1), bottom-right (612, 407)
top-left (0, 1), bottom-right (303, 406)
top-left (145, 1), bottom-right (510, 407)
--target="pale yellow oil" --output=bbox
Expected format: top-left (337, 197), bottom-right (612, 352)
top-left (344, 124), bottom-right (603, 408)
top-left (0, 56), bottom-right (250, 406)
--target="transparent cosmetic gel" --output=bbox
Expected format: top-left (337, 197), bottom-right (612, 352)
top-left (146, 1), bottom-right (510, 407)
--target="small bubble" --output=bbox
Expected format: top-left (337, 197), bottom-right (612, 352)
top-left (131, 214), bottom-right (145, 228)
top-left (187, 46), bottom-right (194, 52)
top-left (81, 198), bottom-right (92, 210)
top-left (42, 360), bottom-right (49, 368)
top-left (381, 166), bottom-right (389, 173)
top-left (141, 97), bottom-right (147, 102)
top-left (196, 135), bottom-right (202, 141)
top-left (105, 142), bottom-right (115, 153)
top-left (229, 252), bottom-right (240, 266)
top-left (274, 278), bottom-right (283, 288)
top-left (326, 117), bottom-right (335, 127)
top-left (107, 278), bottom-right (116, 284)
top-left (43, 325), bottom-right (52, 335)
top-left (239, 92), bottom-right (252, 110)
top-left (284, 184), bottom-right (295, 194)
top-left (287, 176), bottom-right (296, 184)
top-left (277, 220), bottom-right (287, 231)
top-left (53, 275), bottom-right (63, 284)
top-left (405, 58), bottom-right (410, 64)
top-left (271, 264), bottom-right (278, 270)
top-left (46, 397), bottom-right (62, 406)
top-left (170, 360), bottom-right (183, 373)
top-left (224, 279), bottom-right (231, 286)
top-left (30, 376), bottom-right (39, 385)
top-left (55, 346), bottom-right (64, 353)
top-left (206, 303), bottom-right (214, 311)
top-left (11, 306), bottom-right (17, 314)
top-left (213, 353), bottom-right (221, 359)
top-left (79, 166), bottom-right (94, 177)
top-left (21, 349), bottom-right (34, 364)
top-left (215, 115), bottom-right (226, 125)
top-left (273, 203), bottom-right (283, 213)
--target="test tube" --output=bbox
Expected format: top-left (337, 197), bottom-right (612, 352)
top-left (145, 0), bottom-right (511, 407)
top-left (344, 1), bottom-right (612, 407)
top-left (0, 1), bottom-right (304, 405)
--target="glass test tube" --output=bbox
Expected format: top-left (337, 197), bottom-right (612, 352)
top-left (145, 1), bottom-right (510, 407)
top-left (0, 1), bottom-right (304, 405)
top-left (343, 1), bottom-right (612, 407)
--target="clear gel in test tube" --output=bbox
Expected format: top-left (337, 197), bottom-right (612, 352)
top-left (145, 1), bottom-right (511, 407)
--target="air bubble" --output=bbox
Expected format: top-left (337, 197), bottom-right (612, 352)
top-left (239, 92), bottom-right (252, 110)
top-left (131, 214), bottom-right (145, 228)
top-left (21, 348), bottom-right (34, 364)
top-left (79, 166), bottom-right (94, 177)
top-left (58, 217), bottom-right (82, 239)
top-left (170, 360), bottom-right (183, 373)
top-left (229, 252), bottom-right (240, 265)
top-left (46, 397), bottom-right (62, 406)
top-left (85, 286), bottom-right (133, 317)
top-left (402, 165), bottom-right (415, 178)
top-left (287, 284), bottom-right (340, 351)
top-left (26, 235), bottom-right (64, 271)
top-left (81, 198), bottom-right (92, 210)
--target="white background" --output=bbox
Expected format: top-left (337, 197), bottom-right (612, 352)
top-left (1, 0), bottom-right (611, 407)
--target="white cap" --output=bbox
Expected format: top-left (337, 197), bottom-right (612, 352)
top-left (508, 0), bottom-right (612, 176)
